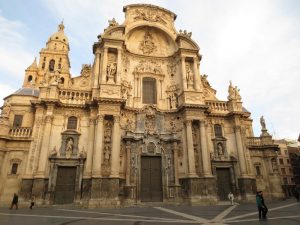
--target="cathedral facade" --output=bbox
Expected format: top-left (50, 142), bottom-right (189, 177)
top-left (0, 4), bottom-right (284, 207)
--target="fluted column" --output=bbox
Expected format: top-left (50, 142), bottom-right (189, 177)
top-left (173, 142), bottom-right (180, 186)
top-left (125, 141), bottom-right (131, 186)
top-left (93, 49), bottom-right (101, 88)
top-left (116, 48), bottom-right (122, 85)
top-left (84, 118), bottom-right (95, 177)
top-left (193, 57), bottom-right (201, 91)
top-left (235, 126), bottom-right (247, 176)
top-left (200, 121), bottom-right (212, 177)
top-left (36, 112), bottom-right (53, 178)
top-left (181, 57), bottom-right (187, 91)
top-left (92, 115), bottom-right (104, 177)
top-left (101, 47), bottom-right (108, 83)
top-left (110, 116), bottom-right (121, 177)
top-left (185, 119), bottom-right (197, 176)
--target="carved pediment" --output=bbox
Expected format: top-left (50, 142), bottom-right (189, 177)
top-left (134, 60), bottom-right (163, 75)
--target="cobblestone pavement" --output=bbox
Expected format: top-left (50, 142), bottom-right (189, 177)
top-left (0, 199), bottom-right (299, 225)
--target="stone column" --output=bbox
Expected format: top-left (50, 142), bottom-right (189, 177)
top-left (185, 120), bottom-right (197, 176)
top-left (193, 57), bottom-right (201, 91)
top-left (92, 115), bottom-right (104, 177)
top-left (116, 48), bottom-right (122, 85)
top-left (181, 57), bottom-right (187, 91)
top-left (101, 47), bottom-right (108, 83)
top-left (235, 126), bottom-right (247, 176)
top-left (84, 118), bottom-right (95, 177)
top-left (0, 151), bottom-right (4, 176)
top-left (125, 141), bottom-right (131, 186)
top-left (93, 49), bottom-right (101, 88)
top-left (173, 142), bottom-right (180, 186)
top-left (200, 121), bottom-right (212, 177)
top-left (110, 116), bottom-right (121, 178)
top-left (36, 107), bottom-right (54, 177)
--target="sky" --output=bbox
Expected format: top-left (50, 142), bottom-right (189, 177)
top-left (0, 0), bottom-right (299, 139)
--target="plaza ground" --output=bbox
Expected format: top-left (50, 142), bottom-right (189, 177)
top-left (0, 199), bottom-right (299, 225)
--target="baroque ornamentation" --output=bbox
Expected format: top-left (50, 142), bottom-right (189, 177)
top-left (121, 80), bottom-right (132, 99)
top-left (134, 60), bottom-right (163, 75)
top-left (179, 29), bottom-right (192, 38)
top-left (102, 119), bottom-right (113, 176)
top-left (80, 64), bottom-right (91, 77)
top-left (1, 100), bottom-right (11, 117)
top-left (133, 8), bottom-right (167, 24)
top-left (139, 31), bottom-right (157, 55)
top-left (227, 81), bottom-right (241, 101)
top-left (201, 74), bottom-right (211, 88)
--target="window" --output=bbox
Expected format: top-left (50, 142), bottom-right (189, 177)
top-left (11, 163), bottom-right (18, 174)
top-left (67, 116), bottom-right (77, 130)
top-left (49, 59), bottom-right (55, 72)
top-left (279, 159), bottom-right (284, 164)
top-left (60, 77), bottom-right (65, 84)
top-left (281, 168), bottom-right (286, 174)
top-left (255, 166), bottom-right (261, 176)
top-left (28, 75), bottom-right (33, 83)
top-left (142, 77), bottom-right (156, 104)
top-left (283, 177), bottom-right (288, 184)
top-left (13, 115), bottom-right (23, 127)
top-left (214, 124), bottom-right (223, 137)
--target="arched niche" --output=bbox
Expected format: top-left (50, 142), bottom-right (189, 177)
top-left (125, 26), bottom-right (177, 57)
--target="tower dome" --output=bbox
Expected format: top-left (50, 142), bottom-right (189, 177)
top-left (46, 22), bottom-right (69, 51)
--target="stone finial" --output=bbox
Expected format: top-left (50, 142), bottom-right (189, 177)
top-left (58, 20), bottom-right (65, 32)
top-left (108, 18), bottom-right (118, 27)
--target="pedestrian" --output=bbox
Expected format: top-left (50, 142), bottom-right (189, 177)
top-left (29, 195), bottom-right (35, 209)
top-left (295, 186), bottom-right (300, 202)
top-left (228, 192), bottom-right (234, 205)
top-left (9, 193), bottom-right (18, 210)
top-left (256, 191), bottom-right (268, 220)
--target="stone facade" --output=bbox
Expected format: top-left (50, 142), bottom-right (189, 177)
top-left (0, 4), bottom-right (284, 207)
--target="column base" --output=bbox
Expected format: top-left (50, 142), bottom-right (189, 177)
top-left (238, 177), bottom-right (256, 201)
top-left (89, 177), bottom-right (121, 208)
top-left (180, 177), bottom-right (217, 205)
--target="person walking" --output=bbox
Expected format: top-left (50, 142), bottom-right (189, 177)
top-left (256, 191), bottom-right (268, 220)
top-left (29, 195), bottom-right (35, 209)
top-left (9, 193), bottom-right (18, 210)
top-left (228, 192), bottom-right (234, 205)
top-left (295, 186), bottom-right (300, 202)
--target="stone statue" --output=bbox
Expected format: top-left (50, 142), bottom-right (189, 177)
top-left (106, 62), bottom-right (117, 81)
top-left (228, 81), bottom-right (235, 100)
top-left (65, 138), bottom-right (74, 158)
top-left (271, 158), bottom-right (278, 173)
top-left (186, 64), bottom-right (194, 83)
top-left (103, 145), bottom-right (111, 163)
top-left (234, 86), bottom-right (241, 100)
top-left (1, 100), bottom-right (11, 117)
top-left (260, 116), bottom-right (266, 130)
top-left (217, 143), bottom-right (224, 156)
top-left (170, 93), bottom-right (177, 109)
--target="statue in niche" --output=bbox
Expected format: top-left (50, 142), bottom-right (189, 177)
top-left (65, 138), bottom-right (74, 158)
top-left (217, 143), bottom-right (224, 156)
top-left (260, 116), bottom-right (266, 130)
top-left (1, 100), bottom-right (11, 117)
top-left (104, 121), bottom-right (112, 143)
top-left (103, 145), bottom-right (111, 163)
top-left (169, 93), bottom-right (177, 109)
top-left (186, 64), bottom-right (194, 84)
top-left (106, 62), bottom-right (117, 82)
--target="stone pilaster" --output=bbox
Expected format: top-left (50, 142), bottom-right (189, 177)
top-left (93, 49), bottom-right (101, 88)
top-left (84, 118), bottom-right (95, 178)
top-left (116, 48), bottom-right (122, 85)
top-left (125, 141), bottom-right (131, 186)
top-left (92, 115), bottom-right (104, 177)
top-left (193, 57), bottom-right (201, 91)
top-left (101, 47), bottom-right (108, 83)
top-left (110, 116), bottom-right (121, 178)
top-left (185, 119), bottom-right (197, 177)
top-left (235, 126), bottom-right (247, 176)
top-left (173, 142), bottom-right (180, 186)
top-left (181, 57), bottom-right (187, 91)
top-left (200, 121), bottom-right (212, 177)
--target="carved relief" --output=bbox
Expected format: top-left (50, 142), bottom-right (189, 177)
top-left (144, 106), bottom-right (156, 135)
top-left (134, 60), bottom-right (163, 75)
top-left (166, 84), bottom-right (179, 109)
top-left (1, 100), bottom-right (11, 117)
top-left (120, 110), bottom-right (135, 131)
top-left (139, 31), bottom-right (157, 55)
top-left (102, 119), bottom-right (113, 176)
top-left (121, 80), bottom-right (132, 99)
top-left (100, 85), bottom-right (120, 96)
top-left (133, 8), bottom-right (167, 25)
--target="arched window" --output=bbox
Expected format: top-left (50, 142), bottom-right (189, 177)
top-left (142, 77), bottom-right (157, 104)
top-left (214, 124), bottom-right (223, 137)
top-left (28, 75), bottom-right (33, 83)
top-left (67, 116), bottom-right (77, 130)
top-left (49, 59), bottom-right (55, 72)
top-left (60, 77), bottom-right (65, 84)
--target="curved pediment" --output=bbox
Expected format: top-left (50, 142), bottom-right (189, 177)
top-left (125, 26), bottom-right (177, 57)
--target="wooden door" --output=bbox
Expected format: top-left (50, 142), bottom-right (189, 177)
top-left (141, 156), bottom-right (163, 202)
top-left (54, 167), bottom-right (76, 204)
top-left (216, 168), bottom-right (232, 200)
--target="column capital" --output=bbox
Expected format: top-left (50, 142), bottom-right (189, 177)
top-left (96, 114), bottom-right (104, 124)
top-left (114, 115), bottom-right (120, 123)
top-left (45, 115), bottom-right (53, 123)
top-left (184, 119), bottom-right (192, 126)
top-left (89, 118), bottom-right (96, 125)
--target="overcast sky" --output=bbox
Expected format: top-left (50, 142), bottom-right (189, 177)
top-left (0, 0), bottom-right (299, 139)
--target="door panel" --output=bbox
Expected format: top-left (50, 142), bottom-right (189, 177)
top-left (216, 168), bottom-right (232, 200)
top-left (141, 156), bottom-right (162, 202)
top-left (54, 167), bottom-right (76, 204)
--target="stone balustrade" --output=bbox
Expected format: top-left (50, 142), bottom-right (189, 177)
top-left (206, 101), bottom-right (228, 112)
top-left (247, 137), bottom-right (274, 147)
top-left (9, 127), bottom-right (32, 137)
top-left (58, 90), bottom-right (92, 105)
